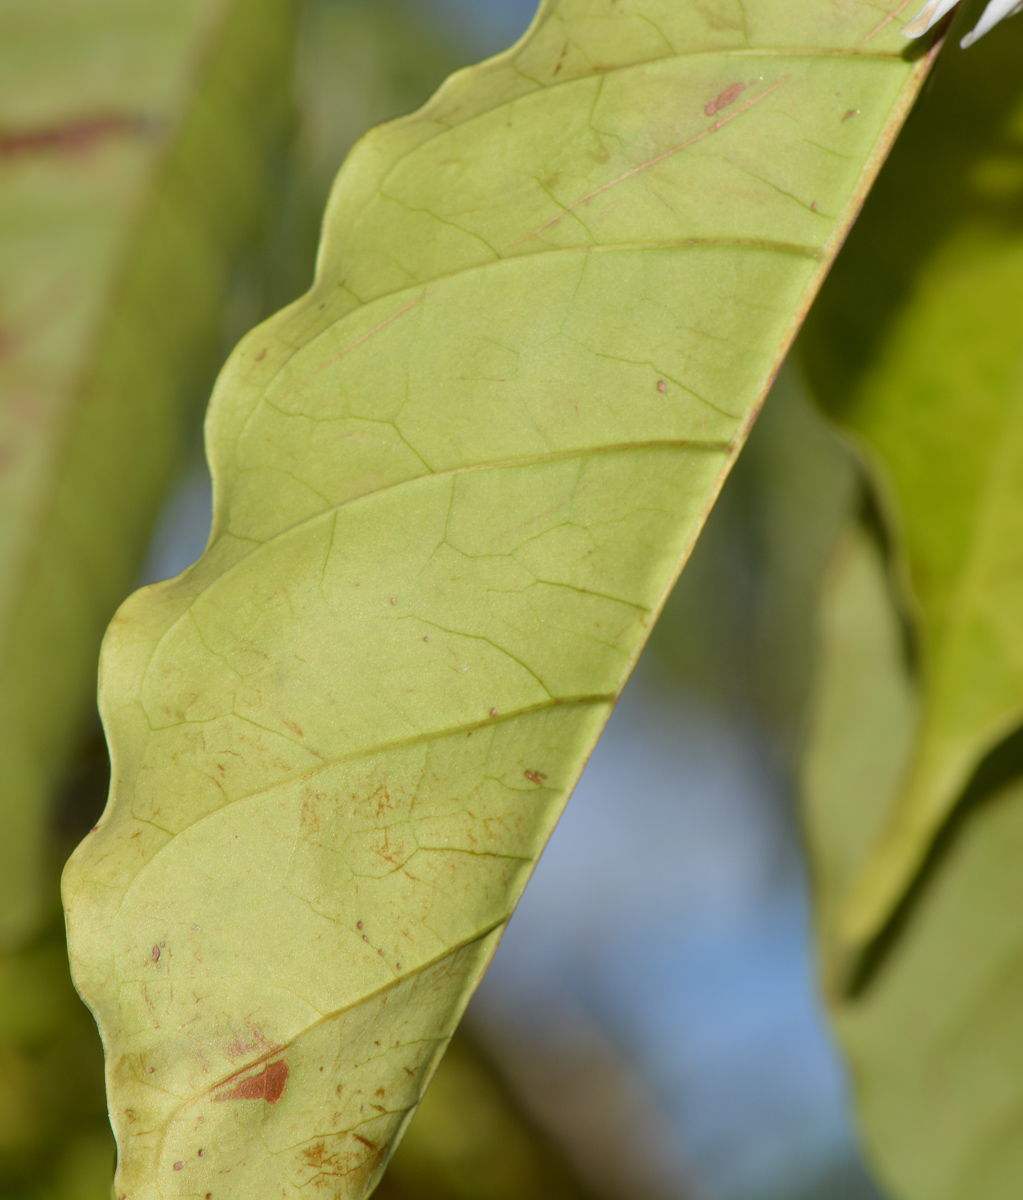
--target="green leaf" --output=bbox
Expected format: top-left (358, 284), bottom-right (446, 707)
top-left (802, 15), bottom-right (1023, 958)
top-left (0, 0), bottom-right (296, 946)
top-left (63, 3), bottom-right (937, 1196)
top-left (803, 522), bottom-right (1023, 1200)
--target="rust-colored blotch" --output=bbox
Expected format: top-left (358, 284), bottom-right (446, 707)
top-left (214, 1059), bottom-right (289, 1104)
top-left (704, 82), bottom-right (745, 118)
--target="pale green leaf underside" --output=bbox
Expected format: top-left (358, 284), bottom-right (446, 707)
top-left (63, 3), bottom-right (934, 1197)
top-left (805, 526), bottom-right (1023, 1200)
top-left (0, 0), bottom-right (294, 944)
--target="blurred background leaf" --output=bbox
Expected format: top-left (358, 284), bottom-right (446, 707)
top-left (801, 8), bottom-right (1023, 958)
top-left (803, 515), bottom-right (1023, 1200)
top-left (0, 0), bottom-right (298, 948)
top-left (378, 1030), bottom-right (597, 1200)
top-left (799, 10), bottom-right (1023, 1199)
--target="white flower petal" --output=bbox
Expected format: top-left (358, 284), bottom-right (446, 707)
top-left (902, 0), bottom-right (961, 37)
top-left (960, 0), bottom-right (1023, 45)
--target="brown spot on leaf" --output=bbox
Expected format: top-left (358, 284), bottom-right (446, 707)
top-left (524, 770), bottom-right (548, 786)
top-left (843, 109), bottom-right (859, 122)
top-left (214, 1059), bottom-right (289, 1104)
top-left (657, 380), bottom-right (668, 394)
top-left (704, 83), bottom-right (745, 118)
top-left (151, 945), bottom-right (160, 963)
top-left (302, 1142), bottom-right (338, 1169)
top-left (255, 349), bottom-right (267, 361)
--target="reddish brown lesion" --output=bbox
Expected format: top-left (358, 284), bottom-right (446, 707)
top-left (213, 1059), bottom-right (289, 1104)
top-left (704, 83), bottom-right (746, 118)
top-left (0, 114), bottom-right (157, 157)
top-left (302, 1142), bottom-right (339, 1170)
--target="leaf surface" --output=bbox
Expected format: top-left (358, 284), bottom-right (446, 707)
top-left (803, 14), bottom-right (1023, 957)
top-left (804, 523), bottom-right (1023, 1200)
top-left (0, 0), bottom-right (295, 944)
top-left (63, 3), bottom-right (937, 1196)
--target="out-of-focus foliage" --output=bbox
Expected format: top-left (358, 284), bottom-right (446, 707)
top-left (0, 0), bottom-right (297, 948)
top-left (0, 922), bottom-right (112, 1198)
top-left (803, 12), bottom-right (1023, 962)
top-left (804, 521), bottom-right (1023, 1200)
top-left (649, 363), bottom-right (857, 760)
top-left (61, 2), bottom-right (936, 1197)
top-left (801, 14), bottom-right (1023, 1200)
top-left (378, 1031), bottom-right (596, 1200)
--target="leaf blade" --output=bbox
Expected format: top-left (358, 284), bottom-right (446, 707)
top-left (64, 4), bottom-right (938, 1196)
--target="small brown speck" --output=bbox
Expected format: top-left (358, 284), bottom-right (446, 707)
top-left (147, 1067), bottom-right (155, 1074)
top-left (657, 380), bottom-right (667, 394)
top-left (490, 707), bottom-right (498, 717)
top-left (357, 921), bottom-right (364, 930)
top-left (198, 1150), bottom-right (204, 1158)
top-left (423, 635), bottom-right (429, 642)
top-left (151, 946), bottom-right (160, 963)
top-left (843, 109), bottom-right (859, 122)
top-left (255, 349), bottom-right (267, 362)
top-left (173, 1162), bottom-right (183, 1172)
top-left (390, 598), bottom-right (397, 606)
top-left (811, 201), bottom-right (818, 211)
top-left (363, 935), bottom-right (369, 942)
top-left (90, 825), bottom-right (99, 832)
top-left (160, 941), bottom-right (165, 948)
top-left (378, 948), bottom-right (384, 956)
